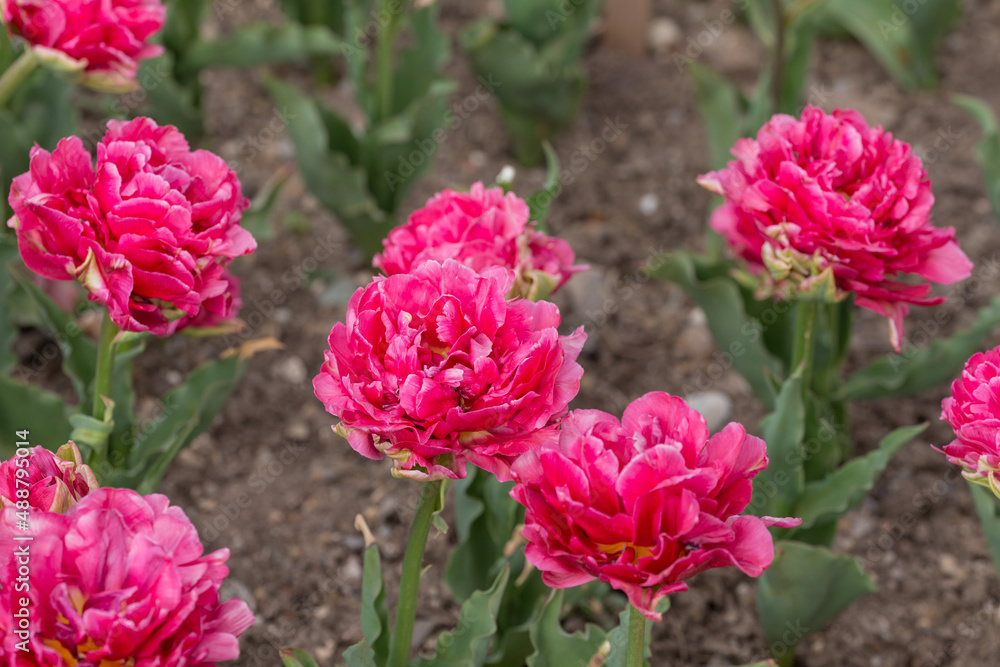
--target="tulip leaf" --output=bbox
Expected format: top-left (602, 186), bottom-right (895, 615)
top-left (688, 61), bottom-right (744, 170)
top-left (526, 590), bottom-right (607, 667)
top-left (343, 642), bottom-right (380, 667)
top-left (360, 543), bottom-right (390, 667)
top-left (119, 354), bottom-right (248, 492)
top-left (953, 94), bottom-right (1000, 219)
top-left (750, 367), bottom-right (806, 519)
top-left (817, 0), bottom-right (960, 90)
top-left (392, 3), bottom-right (451, 116)
top-left (240, 168), bottom-right (291, 242)
top-left (263, 75), bottom-right (388, 256)
top-left (181, 22), bottom-right (343, 76)
top-left (756, 542), bottom-right (875, 664)
top-left (969, 482), bottom-right (1000, 576)
top-left (838, 293), bottom-right (1000, 401)
top-left (445, 467), bottom-right (521, 602)
top-left (790, 423), bottom-right (927, 533)
top-left (526, 142), bottom-right (560, 231)
top-left (281, 648), bottom-right (322, 667)
top-left (0, 246), bottom-right (19, 375)
top-left (135, 54), bottom-right (203, 138)
top-left (11, 271), bottom-right (95, 407)
top-left (0, 374), bottom-right (74, 455)
top-left (649, 251), bottom-right (783, 408)
top-left (413, 566), bottom-right (510, 667)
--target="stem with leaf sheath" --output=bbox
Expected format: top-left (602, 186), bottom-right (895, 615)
top-left (387, 478), bottom-right (443, 667)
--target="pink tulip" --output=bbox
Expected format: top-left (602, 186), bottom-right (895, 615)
top-left (940, 347), bottom-right (1000, 495)
top-left (314, 259), bottom-right (586, 481)
top-left (511, 392), bottom-right (801, 620)
top-left (0, 442), bottom-right (98, 513)
top-left (8, 118), bottom-right (255, 335)
top-left (699, 106), bottom-right (972, 352)
top-left (374, 182), bottom-right (586, 300)
top-left (0, 488), bottom-right (254, 664)
top-left (1, 0), bottom-right (166, 92)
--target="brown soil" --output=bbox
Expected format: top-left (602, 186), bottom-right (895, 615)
top-left (131, 0), bottom-right (1000, 665)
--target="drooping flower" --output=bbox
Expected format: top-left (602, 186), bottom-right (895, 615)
top-left (0, 487), bottom-right (254, 664)
top-left (374, 182), bottom-right (586, 301)
top-left (313, 258), bottom-right (586, 481)
top-left (1, 0), bottom-right (166, 92)
top-left (698, 105), bottom-right (972, 352)
top-left (8, 117), bottom-right (254, 335)
top-left (510, 392), bottom-right (801, 620)
top-left (940, 347), bottom-right (1000, 497)
top-left (0, 442), bottom-right (98, 513)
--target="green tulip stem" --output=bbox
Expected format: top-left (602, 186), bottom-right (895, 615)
top-left (387, 478), bottom-right (443, 667)
top-left (0, 49), bottom-right (38, 109)
top-left (792, 301), bottom-right (817, 393)
top-left (771, 0), bottom-right (786, 113)
top-left (626, 605), bottom-right (647, 667)
top-left (93, 311), bottom-right (118, 425)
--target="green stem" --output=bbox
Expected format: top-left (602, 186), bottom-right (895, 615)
top-left (375, 0), bottom-right (402, 121)
top-left (791, 301), bottom-right (817, 391)
top-left (0, 49), bottom-right (38, 109)
top-left (771, 0), bottom-right (786, 113)
top-left (625, 605), bottom-right (647, 667)
top-left (387, 479), bottom-right (443, 667)
top-left (93, 311), bottom-right (118, 422)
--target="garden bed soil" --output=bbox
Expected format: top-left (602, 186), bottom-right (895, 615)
top-left (122, 0), bottom-right (1000, 665)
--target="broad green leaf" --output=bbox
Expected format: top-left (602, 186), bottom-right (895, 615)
top-left (281, 648), bottom-right (322, 667)
top-left (750, 367), bottom-right (805, 518)
top-left (526, 590), bottom-right (607, 667)
top-left (181, 22), bottom-right (343, 76)
top-left (650, 252), bottom-right (782, 408)
top-left (392, 3), bottom-right (450, 115)
top-left (838, 294), bottom-right (1000, 401)
top-left (791, 423), bottom-right (927, 532)
top-left (0, 374), bottom-right (74, 455)
top-left (117, 354), bottom-right (248, 492)
top-left (445, 467), bottom-right (521, 602)
top-left (135, 54), bottom-right (203, 138)
top-left (756, 542), bottom-right (875, 665)
top-left (969, 482), bottom-right (1000, 576)
top-left (413, 566), bottom-right (510, 667)
top-left (953, 94), bottom-right (1000, 218)
top-left (688, 61), bottom-right (743, 170)
top-left (343, 642), bottom-right (380, 667)
top-left (526, 142), bottom-right (560, 231)
top-left (11, 271), bottom-right (95, 406)
top-left (360, 543), bottom-right (390, 667)
top-left (0, 246), bottom-right (19, 374)
top-left (278, 0), bottom-right (345, 34)
top-left (263, 75), bottom-right (388, 256)
top-left (240, 168), bottom-right (291, 242)
top-left (819, 0), bottom-right (960, 90)
top-left (69, 408), bottom-right (114, 454)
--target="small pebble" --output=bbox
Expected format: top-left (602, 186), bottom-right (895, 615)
top-left (273, 356), bottom-right (308, 385)
top-left (648, 17), bottom-right (682, 54)
top-left (684, 391), bottom-right (733, 432)
top-left (639, 193), bottom-right (660, 217)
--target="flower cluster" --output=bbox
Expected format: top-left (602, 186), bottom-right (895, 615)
top-left (940, 347), bottom-right (1000, 496)
top-left (0, 487), bottom-right (254, 665)
top-left (374, 182), bottom-right (585, 301)
top-left (8, 117), bottom-right (255, 335)
top-left (1, 0), bottom-right (166, 92)
top-left (510, 393), bottom-right (800, 619)
top-left (314, 258), bottom-right (585, 481)
top-left (0, 442), bottom-right (98, 513)
top-left (698, 105), bottom-right (972, 351)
